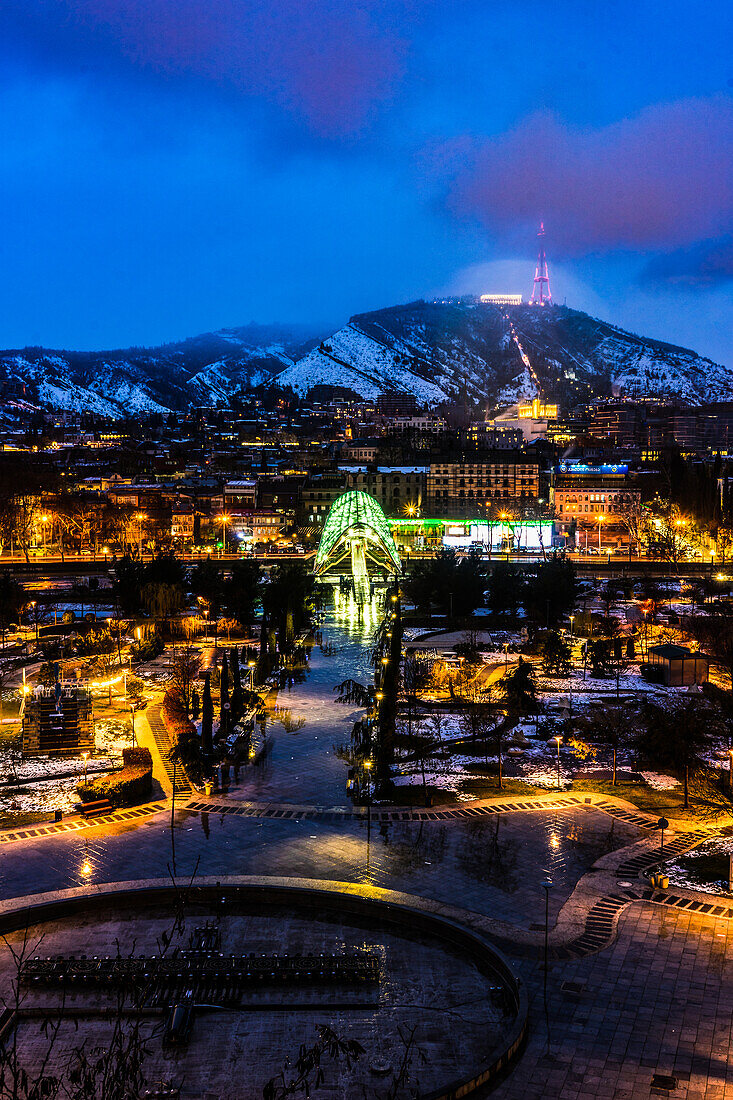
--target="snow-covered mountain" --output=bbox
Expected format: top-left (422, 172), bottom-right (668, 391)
top-left (274, 301), bottom-right (733, 408)
top-left (0, 324), bottom-right (323, 417)
top-left (0, 302), bottom-right (729, 417)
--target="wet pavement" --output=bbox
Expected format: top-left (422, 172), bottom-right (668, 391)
top-left (0, 803), bottom-right (640, 927)
top-left (227, 591), bottom-right (381, 806)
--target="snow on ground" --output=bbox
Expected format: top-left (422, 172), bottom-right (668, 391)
top-left (2, 776), bottom-right (80, 815)
top-left (640, 772), bottom-right (680, 790)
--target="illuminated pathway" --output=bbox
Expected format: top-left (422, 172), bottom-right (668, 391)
top-left (4, 601), bottom-right (733, 1097)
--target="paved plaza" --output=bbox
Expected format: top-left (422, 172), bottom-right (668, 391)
top-left (3, 604), bottom-right (733, 1097)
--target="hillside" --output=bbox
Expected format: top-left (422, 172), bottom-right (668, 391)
top-left (0, 324), bottom-right (323, 417)
top-left (0, 303), bottom-right (728, 417)
top-left (274, 301), bottom-right (732, 409)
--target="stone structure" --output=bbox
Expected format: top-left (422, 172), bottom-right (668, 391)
top-left (21, 684), bottom-right (94, 757)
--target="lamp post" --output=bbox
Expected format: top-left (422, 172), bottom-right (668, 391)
top-left (41, 514), bottom-right (49, 552)
top-left (248, 659), bottom-right (256, 689)
top-left (82, 750), bottom-right (89, 787)
top-left (135, 513), bottom-right (146, 559)
top-left (569, 614), bottom-right (574, 641)
top-left (541, 875), bottom-right (553, 1043)
top-left (130, 704), bottom-right (136, 747)
top-left (219, 514), bottom-right (230, 555)
top-left (552, 735), bottom-right (562, 789)
top-left (597, 514), bottom-right (604, 553)
top-left (363, 759), bottom-right (373, 869)
top-left (657, 816), bottom-right (669, 868)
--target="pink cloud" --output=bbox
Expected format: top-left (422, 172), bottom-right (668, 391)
top-left (433, 97), bottom-right (733, 255)
top-left (55, 0), bottom-right (408, 137)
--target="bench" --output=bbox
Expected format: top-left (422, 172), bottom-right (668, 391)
top-left (80, 799), bottom-right (113, 818)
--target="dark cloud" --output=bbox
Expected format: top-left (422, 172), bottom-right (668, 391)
top-left (5, 0), bottom-right (418, 138)
top-left (640, 237), bottom-right (733, 288)
top-left (428, 97), bottom-right (733, 256)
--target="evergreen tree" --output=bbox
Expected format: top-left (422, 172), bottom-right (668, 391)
top-left (542, 630), bottom-right (572, 677)
top-left (220, 652), bottom-right (230, 739)
top-left (201, 673), bottom-right (213, 756)
top-left (230, 646), bottom-right (241, 693)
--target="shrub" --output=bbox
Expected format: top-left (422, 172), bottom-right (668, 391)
top-left (639, 662), bottom-right (665, 684)
top-left (122, 746), bottom-right (153, 768)
top-left (77, 754), bottom-right (153, 807)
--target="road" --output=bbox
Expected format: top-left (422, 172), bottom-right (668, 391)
top-left (0, 551), bottom-right (723, 580)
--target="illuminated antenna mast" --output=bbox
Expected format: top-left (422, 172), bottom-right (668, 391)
top-left (529, 221), bottom-right (552, 305)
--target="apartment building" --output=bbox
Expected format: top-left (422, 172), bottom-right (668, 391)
top-left (427, 454), bottom-right (540, 516)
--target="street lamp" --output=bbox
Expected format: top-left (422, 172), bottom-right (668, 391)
top-left (657, 816), bottom-right (669, 868)
top-left (247, 659), bottom-right (256, 689)
top-left (541, 875), bottom-right (553, 1038)
top-left (597, 514), bottom-right (605, 553)
top-left (82, 750), bottom-right (89, 787)
top-left (569, 614), bottom-right (574, 641)
top-left (130, 704), bottom-right (136, 747)
top-left (363, 759), bottom-right (373, 865)
top-left (552, 735), bottom-right (562, 788)
top-left (135, 513), bottom-right (146, 559)
top-left (40, 514), bottom-right (49, 552)
top-left (219, 514), bottom-right (231, 554)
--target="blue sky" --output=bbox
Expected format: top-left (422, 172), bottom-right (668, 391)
top-left (1, 1), bottom-right (731, 362)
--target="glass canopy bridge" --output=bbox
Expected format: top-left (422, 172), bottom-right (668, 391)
top-left (314, 491), bottom-right (401, 602)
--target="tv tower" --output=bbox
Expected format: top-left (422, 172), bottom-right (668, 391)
top-left (529, 221), bottom-right (552, 305)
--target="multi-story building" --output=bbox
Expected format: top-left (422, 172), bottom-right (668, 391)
top-left (376, 393), bottom-right (418, 417)
top-left (465, 423), bottom-right (523, 449)
top-left (427, 454), bottom-right (541, 517)
top-left (170, 503), bottom-right (195, 545)
top-left (553, 462), bottom-right (641, 548)
top-left (344, 466), bottom-right (428, 517)
top-left (340, 440), bottom-right (380, 463)
top-left (223, 479), bottom-right (257, 510)
top-left (391, 415), bottom-right (447, 435)
top-left (299, 473), bottom-right (347, 525)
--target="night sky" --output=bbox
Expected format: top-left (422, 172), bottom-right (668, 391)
top-left (1, 1), bottom-right (732, 361)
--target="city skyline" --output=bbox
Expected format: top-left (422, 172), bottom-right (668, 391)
top-left (0, 1), bottom-right (731, 363)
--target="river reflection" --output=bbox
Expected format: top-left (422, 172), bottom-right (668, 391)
top-left (227, 591), bottom-right (382, 805)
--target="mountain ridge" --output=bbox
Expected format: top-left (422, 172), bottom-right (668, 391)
top-left (0, 302), bottom-right (729, 417)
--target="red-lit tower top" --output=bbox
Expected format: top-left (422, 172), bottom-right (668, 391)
top-left (529, 221), bottom-right (552, 305)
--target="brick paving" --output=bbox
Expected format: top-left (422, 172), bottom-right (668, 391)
top-left (496, 902), bottom-right (733, 1100)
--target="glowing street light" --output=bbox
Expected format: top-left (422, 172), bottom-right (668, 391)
top-left (552, 735), bottom-right (562, 789)
top-left (82, 750), bottom-right (90, 787)
top-left (219, 513), bottom-right (231, 554)
top-left (363, 759), bottom-right (373, 856)
top-left (135, 512), bottom-right (147, 558)
top-left (597, 514), bottom-right (605, 553)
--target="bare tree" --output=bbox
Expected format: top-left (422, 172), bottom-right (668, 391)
top-left (166, 646), bottom-right (201, 718)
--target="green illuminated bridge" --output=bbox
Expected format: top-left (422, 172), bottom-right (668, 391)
top-left (314, 491), bottom-right (401, 601)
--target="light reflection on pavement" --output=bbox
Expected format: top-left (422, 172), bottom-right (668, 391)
top-left (1, 805), bottom-right (640, 927)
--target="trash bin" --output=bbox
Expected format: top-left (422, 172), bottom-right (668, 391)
top-left (54, 810), bottom-right (63, 823)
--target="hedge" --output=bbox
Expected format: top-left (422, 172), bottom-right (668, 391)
top-left (78, 759), bottom-right (152, 807)
top-left (122, 746), bottom-right (153, 768)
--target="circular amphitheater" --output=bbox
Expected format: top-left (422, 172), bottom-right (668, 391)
top-left (0, 878), bottom-right (527, 1099)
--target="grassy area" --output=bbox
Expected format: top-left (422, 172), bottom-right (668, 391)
top-left (0, 810), bottom-right (57, 830)
top-left (569, 777), bottom-right (719, 824)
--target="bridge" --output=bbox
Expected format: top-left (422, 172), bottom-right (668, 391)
top-left (314, 490), bottom-right (401, 602)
